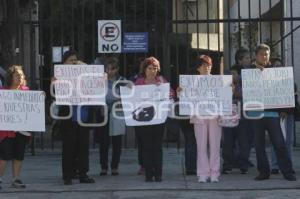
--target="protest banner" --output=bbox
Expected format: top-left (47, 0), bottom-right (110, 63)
top-left (179, 75), bottom-right (232, 116)
top-left (120, 83), bottom-right (170, 126)
top-left (0, 90), bottom-right (45, 132)
top-left (242, 67), bottom-right (294, 110)
top-left (54, 65), bottom-right (106, 105)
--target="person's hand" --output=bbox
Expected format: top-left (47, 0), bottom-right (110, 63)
top-left (176, 86), bottom-right (182, 93)
top-left (76, 60), bottom-right (87, 65)
top-left (256, 65), bottom-right (264, 71)
top-left (103, 72), bottom-right (108, 80)
top-left (231, 83), bottom-right (235, 93)
top-left (51, 77), bottom-right (57, 83)
top-left (126, 81), bottom-right (134, 89)
top-left (176, 86), bottom-right (182, 98)
top-left (280, 112), bottom-right (288, 119)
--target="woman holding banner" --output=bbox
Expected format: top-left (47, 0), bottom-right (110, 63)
top-left (0, 65), bottom-right (29, 189)
top-left (178, 55), bottom-right (223, 183)
top-left (54, 50), bottom-right (95, 185)
top-left (134, 57), bottom-right (173, 182)
top-left (95, 57), bottom-right (126, 176)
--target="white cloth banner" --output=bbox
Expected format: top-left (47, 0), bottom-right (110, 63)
top-left (120, 83), bottom-right (170, 126)
top-left (242, 67), bottom-right (295, 110)
top-left (179, 75), bottom-right (232, 116)
top-left (54, 65), bottom-right (106, 105)
top-left (0, 90), bottom-right (45, 132)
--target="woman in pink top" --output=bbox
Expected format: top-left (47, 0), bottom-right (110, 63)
top-left (190, 55), bottom-right (222, 183)
top-left (0, 65), bottom-right (29, 189)
top-left (134, 57), bottom-right (172, 182)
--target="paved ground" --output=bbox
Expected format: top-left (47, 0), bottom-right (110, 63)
top-left (0, 147), bottom-right (299, 199)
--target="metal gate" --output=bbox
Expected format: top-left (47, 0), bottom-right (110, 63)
top-left (1, 0), bottom-right (300, 149)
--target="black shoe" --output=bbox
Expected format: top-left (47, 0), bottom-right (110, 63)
top-left (145, 177), bottom-right (153, 182)
top-left (72, 173), bottom-right (80, 179)
top-left (154, 176), bottom-right (162, 182)
top-left (222, 169), bottom-right (232, 174)
top-left (12, 179), bottom-right (26, 188)
top-left (79, 177), bottom-right (95, 183)
top-left (240, 169), bottom-right (248, 174)
top-left (254, 173), bottom-right (270, 181)
top-left (271, 169), bottom-right (279, 175)
top-left (283, 173), bottom-right (296, 181)
top-left (248, 160), bottom-right (255, 168)
top-left (186, 170), bottom-right (196, 175)
top-left (111, 169), bottom-right (119, 176)
top-left (100, 170), bottom-right (108, 176)
top-left (292, 169), bottom-right (296, 174)
top-left (64, 179), bottom-right (72, 185)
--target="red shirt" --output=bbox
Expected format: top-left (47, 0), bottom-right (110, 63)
top-left (0, 86), bottom-right (29, 142)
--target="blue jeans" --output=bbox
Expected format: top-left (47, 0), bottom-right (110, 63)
top-left (251, 117), bottom-right (293, 175)
top-left (271, 114), bottom-right (294, 170)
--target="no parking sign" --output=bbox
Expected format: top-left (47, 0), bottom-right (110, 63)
top-left (98, 20), bottom-right (121, 53)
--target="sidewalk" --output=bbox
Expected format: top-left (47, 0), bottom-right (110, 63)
top-left (0, 147), bottom-right (299, 198)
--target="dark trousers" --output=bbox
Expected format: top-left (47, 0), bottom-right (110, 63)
top-left (180, 119), bottom-right (197, 172)
top-left (135, 129), bottom-right (143, 167)
top-left (136, 124), bottom-right (164, 178)
top-left (62, 121), bottom-right (90, 180)
top-left (251, 117), bottom-right (293, 175)
top-left (222, 119), bottom-right (250, 171)
top-left (96, 121), bottom-right (122, 170)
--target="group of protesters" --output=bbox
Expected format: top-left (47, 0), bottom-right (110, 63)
top-left (0, 43), bottom-right (297, 189)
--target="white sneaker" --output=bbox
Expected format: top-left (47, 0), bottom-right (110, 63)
top-left (210, 176), bottom-right (219, 183)
top-left (198, 176), bottom-right (209, 183)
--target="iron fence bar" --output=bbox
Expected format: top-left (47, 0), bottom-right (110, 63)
top-left (196, 0), bottom-right (199, 54)
top-left (171, 17), bottom-right (300, 24)
top-left (60, 0), bottom-right (64, 60)
top-left (134, 0), bottom-right (137, 70)
top-left (259, 0), bottom-right (262, 43)
top-left (269, 0), bottom-right (273, 49)
top-left (92, 0), bottom-right (95, 61)
top-left (238, 0), bottom-right (241, 47)
top-left (185, 0), bottom-right (190, 70)
top-left (143, 0), bottom-right (147, 58)
top-left (280, 0), bottom-right (284, 61)
top-left (29, 0), bottom-right (37, 154)
top-left (248, 0), bottom-right (252, 55)
top-left (273, 25), bottom-right (300, 47)
top-left (185, 0), bottom-right (189, 72)
top-left (71, 0), bottom-right (75, 48)
top-left (25, 16), bottom-right (300, 26)
top-left (217, 0), bottom-right (220, 54)
top-left (154, 0), bottom-right (158, 58)
top-left (175, 0), bottom-right (179, 78)
top-left (227, 0), bottom-right (231, 68)
top-left (206, 0), bottom-right (210, 52)
top-left (289, 0), bottom-right (296, 147)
